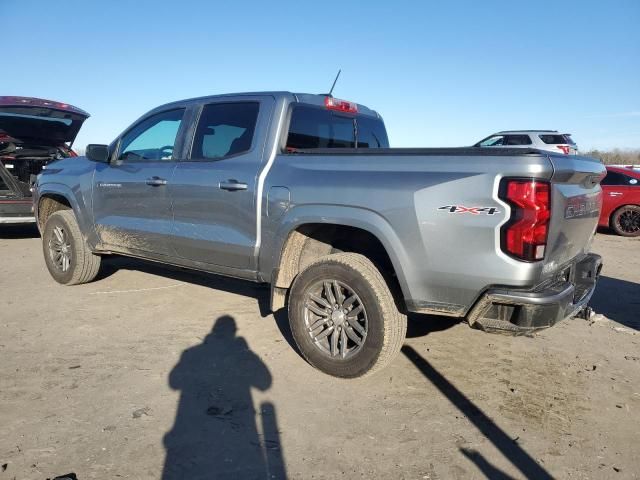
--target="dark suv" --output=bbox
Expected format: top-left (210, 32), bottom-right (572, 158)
top-left (0, 96), bottom-right (88, 224)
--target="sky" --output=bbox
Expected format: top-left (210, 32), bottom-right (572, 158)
top-left (2, 0), bottom-right (639, 151)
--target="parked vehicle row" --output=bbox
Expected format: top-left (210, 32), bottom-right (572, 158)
top-left (32, 91), bottom-right (605, 378)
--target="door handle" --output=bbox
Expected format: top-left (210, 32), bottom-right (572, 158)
top-left (609, 192), bottom-right (622, 196)
top-left (146, 176), bottom-right (168, 186)
top-left (219, 179), bottom-right (248, 191)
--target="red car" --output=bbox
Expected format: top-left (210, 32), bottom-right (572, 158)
top-left (598, 165), bottom-right (640, 236)
top-left (0, 96), bottom-right (89, 225)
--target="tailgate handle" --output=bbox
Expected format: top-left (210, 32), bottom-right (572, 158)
top-left (219, 179), bottom-right (248, 191)
top-left (146, 176), bottom-right (168, 186)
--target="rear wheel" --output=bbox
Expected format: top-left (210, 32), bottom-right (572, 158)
top-left (611, 205), bottom-right (640, 237)
top-left (288, 253), bottom-right (407, 378)
top-left (42, 210), bottom-right (101, 285)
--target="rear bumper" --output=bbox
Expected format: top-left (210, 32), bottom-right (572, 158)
top-left (0, 199), bottom-right (35, 224)
top-left (468, 253), bottom-right (602, 334)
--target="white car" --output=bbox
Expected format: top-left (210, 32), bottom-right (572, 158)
top-left (474, 130), bottom-right (578, 155)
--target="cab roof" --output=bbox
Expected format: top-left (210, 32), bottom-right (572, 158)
top-left (147, 91), bottom-right (381, 118)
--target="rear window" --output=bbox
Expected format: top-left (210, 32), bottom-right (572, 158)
top-left (539, 134), bottom-right (567, 144)
top-left (286, 105), bottom-right (389, 150)
top-left (503, 134), bottom-right (532, 146)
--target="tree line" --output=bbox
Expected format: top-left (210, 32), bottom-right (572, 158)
top-left (582, 149), bottom-right (640, 165)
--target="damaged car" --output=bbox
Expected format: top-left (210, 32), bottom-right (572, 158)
top-left (0, 96), bottom-right (88, 224)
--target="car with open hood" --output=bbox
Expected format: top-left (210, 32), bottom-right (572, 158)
top-left (0, 96), bottom-right (89, 224)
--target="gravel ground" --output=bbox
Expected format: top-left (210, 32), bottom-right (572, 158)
top-left (0, 226), bottom-right (638, 480)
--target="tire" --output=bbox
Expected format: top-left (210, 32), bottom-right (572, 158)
top-left (611, 205), bottom-right (640, 237)
top-left (288, 253), bottom-right (407, 378)
top-left (42, 210), bottom-right (101, 285)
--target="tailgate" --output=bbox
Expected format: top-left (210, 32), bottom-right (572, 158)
top-left (543, 153), bottom-right (606, 274)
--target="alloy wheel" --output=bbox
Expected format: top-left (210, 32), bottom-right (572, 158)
top-left (48, 225), bottom-right (72, 272)
top-left (303, 280), bottom-right (368, 359)
top-left (618, 209), bottom-right (640, 234)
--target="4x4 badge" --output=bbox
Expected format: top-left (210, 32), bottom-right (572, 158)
top-left (438, 205), bottom-right (499, 215)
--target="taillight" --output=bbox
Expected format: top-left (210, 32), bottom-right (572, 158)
top-left (556, 145), bottom-right (570, 154)
top-left (500, 179), bottom-right (551, 262)
top-left (324, 96), bottom-right (358, 114)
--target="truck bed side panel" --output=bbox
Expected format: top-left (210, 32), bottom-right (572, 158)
top-left (262, 152), bottom-right (555, 314)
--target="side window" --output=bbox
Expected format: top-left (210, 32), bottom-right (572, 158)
top-left (191, 102), bottom-right (259, 160)
top-left (503, 134), bottom-right (532, 146)
top-left (119, 109), bottom-right (184, 162)
top-left (601, 171), bottom-right (634, 186)
top-left (539, 134), bottom-right (567, 144)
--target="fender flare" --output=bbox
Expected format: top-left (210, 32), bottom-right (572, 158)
top-left (264, 204), bottom-right (413, 301)
top-left (36, 183), bottom-right (98, 248)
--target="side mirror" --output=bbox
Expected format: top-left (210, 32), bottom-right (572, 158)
top-left (86, 144), bottom-right (110, 163)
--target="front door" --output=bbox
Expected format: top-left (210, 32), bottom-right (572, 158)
top-left (601, 169), bottom-right (640, 221)
top-left (93, 108), bottom-right (185, 257)
top-left (170, 98), bottom-right (273, 270)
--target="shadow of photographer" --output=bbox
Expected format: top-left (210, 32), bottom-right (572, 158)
top-left (162, 315), bottom-right (286, 479)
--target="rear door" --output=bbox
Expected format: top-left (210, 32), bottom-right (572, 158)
top-left (93, 108), bottom-right (186, 257)
top-left (169, 96), bottom-right (274, 270)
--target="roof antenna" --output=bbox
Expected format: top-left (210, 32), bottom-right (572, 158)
top-left (327, 69), bottom-right (341, 97)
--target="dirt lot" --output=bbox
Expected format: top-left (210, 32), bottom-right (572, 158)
top-left (0, 227), bottom-right (638, 480)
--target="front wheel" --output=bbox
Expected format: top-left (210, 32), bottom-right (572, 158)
top-left (288, 253), bottom-right (407, 378)
top-left (611, 205), bottom-right (640, 237)
top-left (42, 210), bottom-right (102, 285)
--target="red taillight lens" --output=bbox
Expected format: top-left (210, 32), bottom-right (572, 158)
top-left (324, 96), bottom-right (358, 113)
top-left (556, 145), bottom-right (570, 154)
top-left (500, 179), bottom-right (551, 261)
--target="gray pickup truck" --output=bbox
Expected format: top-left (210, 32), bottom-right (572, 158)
top-left (34, 92), bottom-right (605, 378)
